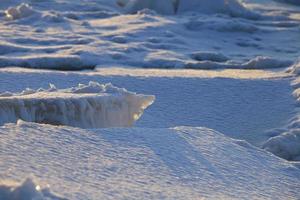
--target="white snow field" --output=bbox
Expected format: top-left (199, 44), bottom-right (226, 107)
top-left (0, 81), bottom-right (155, 128)
top-left (1, 0), bottom-right (300, 199)
top-left (0, 121), bottom-right (299, 200)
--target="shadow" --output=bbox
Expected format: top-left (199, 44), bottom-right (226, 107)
top-left (101, 128), bottom-right (228, 183)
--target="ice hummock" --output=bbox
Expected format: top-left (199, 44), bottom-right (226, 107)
top-left (5, 3), bottom-right (36, 20)
top-left (0, 82), bottom-right (155, 128)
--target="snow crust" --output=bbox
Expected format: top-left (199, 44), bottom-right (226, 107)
top-left (0, 82), bottom-right (155, 128)
top-left (0, 122), bottom-right (299, 199)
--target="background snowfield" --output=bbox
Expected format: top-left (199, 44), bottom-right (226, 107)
top-left (0, 0), bottom-right (300, 199)
top-left (0, 0), bottom-right (299, 70)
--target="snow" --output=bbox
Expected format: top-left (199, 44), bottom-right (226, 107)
top-left (177, 0), bottom-right (259, 19)
top-left (0, 82), bottom-right (155, 128)
top-left (261, 67), bottom-right (300, 162)
top-left (0, 68), bottom-right (294, 147)
top-left (0, 0), bottom-right (299, 70)
top-left (5, 3), bottom-right (36, 20)
top-left (0, 122), bottom-right (299, 199)
top-left (120, 0), bottom-right (176, 15)
top-left (0, 179), bottom-right (65, 200)
top-left (263, 129), bottom-right (300, 161)
top-left (276, 0), bottom-right (300, 6)
top-left (1, 0), bottom-right (300, 199)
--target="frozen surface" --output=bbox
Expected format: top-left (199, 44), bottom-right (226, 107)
top-left (0, 68), bottom-right (295, 146)
top-left (1, 0), bottom-right (300, 198)
top-left (0, 0), bottom-right (299, 70)
top-left (0, 81), bottom-right (154, 128)
top-left (0, 122), bottom-right (299, 199)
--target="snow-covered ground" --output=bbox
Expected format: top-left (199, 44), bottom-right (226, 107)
top-left (0, 0), bottom-right (299, 70)
top-left (1, 0), bottom-right (300, 199)
top-left (1, 122), bottom-right (299, 199)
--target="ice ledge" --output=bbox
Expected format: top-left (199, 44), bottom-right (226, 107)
top-left (0, 82), bottom-right (155, 128)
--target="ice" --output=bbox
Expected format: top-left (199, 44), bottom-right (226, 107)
top-left (0, 82), bottom-right (155, 128)
top-left (191, 51), bottom-right (229, 62)
top-left (177, 0), bottom-right (259, 19)
top-left (276, 0), bottom-right (300, 6)
top-left (120, 0), bottom-right (176, 15)
top-left (187, 56), bottom-right (292, 69)
top-left (118, 0), bottom-right (258, 18)
top-left (263, 129), bottom-right (300, 161)
top-left (262, 60), bottom-right (300, 161)
top-left (0, 179), bottom-right (66, 200)
top-left (5, 3), bottom-right (36, 20)
top-left (286, 60), bottom-right (300, 75)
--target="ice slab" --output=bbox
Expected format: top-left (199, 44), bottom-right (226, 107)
top-left (0, 82), bottom-right (155, 128)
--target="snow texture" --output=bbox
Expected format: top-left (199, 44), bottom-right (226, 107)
top-left (0, 68), bottom-right (294, 146)
top-left (0, 122), bottom-right (299, 199)
top-left (0, 82), bottom-right (155, 128)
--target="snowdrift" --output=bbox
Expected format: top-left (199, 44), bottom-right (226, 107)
top-left (0, 179), bottom-right (66, 200)
top-left (0, 82), bottom-right (155, 128)
top-left (0, 123), bottom-right (299, 199)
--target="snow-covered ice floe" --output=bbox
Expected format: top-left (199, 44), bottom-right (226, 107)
top-left (0, 122), bottom-right (299, 199)
top-left (0, 178), bottom-right (66, 200)
top-left (0, 82), bottom-right (155, 128)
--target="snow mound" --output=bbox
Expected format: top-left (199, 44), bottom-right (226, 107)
top-left (5, 3), bottom-right (36, 20)
top-left (118, 0), bottom-right (258, 18)
top-left (263, 129), bottom-right (300, 161)
top-left (0, 82), bottom-right (155, 128)
top-left (1, 123), bottom-right (300, 199)
top-left (0, 178), bottom-right (66, 200)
